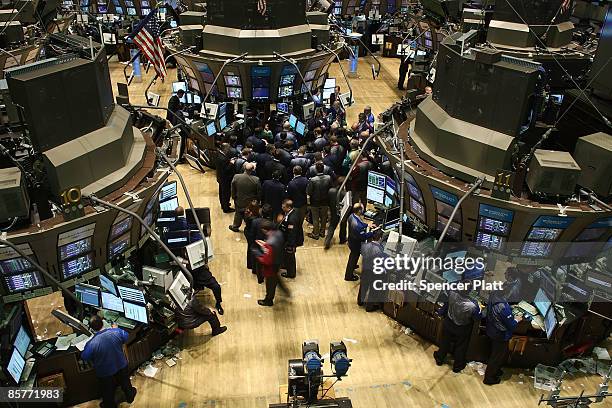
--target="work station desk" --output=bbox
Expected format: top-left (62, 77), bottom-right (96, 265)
top-left (383, 296), bottom-right (607, 368)
top-left (35, 323), bottom-right (172, 407)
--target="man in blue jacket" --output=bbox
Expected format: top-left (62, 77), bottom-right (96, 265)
top-left (483, 288), bottom-right (523, 385)
top-left (345, 203), bottom-right (375, 281)
top-left (81, 315), bottom-right (137, 408)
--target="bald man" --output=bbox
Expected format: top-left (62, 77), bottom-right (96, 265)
top-left (230, 163), bottom-right (261, 232)
top-left (345, 203), bottom-right (375, 281)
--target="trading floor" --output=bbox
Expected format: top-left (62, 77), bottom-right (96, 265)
top-left (22, 57), bottom-right (606, 408)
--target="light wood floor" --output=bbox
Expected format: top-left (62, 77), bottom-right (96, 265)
top-left (29, 56), bottom-right (608, 407)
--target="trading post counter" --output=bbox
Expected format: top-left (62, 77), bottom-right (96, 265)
top-left (35, 322), bottom-right (172, 407)
top-left (383, 296), bottom-right (610, 369)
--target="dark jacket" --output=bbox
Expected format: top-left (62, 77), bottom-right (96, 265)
top-left (347, 213), bottom-right (372, 251)
top-left (215, 152), bottom-right (235, 182)
top-left (287, 176), bottom-right (309, 208)
top-left (307, 174), bottom-right (332, 206)
top-left (231, 172), bottom-right (261, 208)
top-left (440, 291), bottom-right (482, 326)
top-left (486, 292), bottom-right (518, 341)
top-left (263, 159), bottom-right (288, 184)
top-left (313, 137), bottom-right (328, 151)
top-left (290, 156), bottom-right (311, 172)
top-left (255, 152), bottom-right (274, 179)
top-left (276, 148), bottom-right (293, 168)
top-left (262, 179), bottom-right (287, 216)
top-left (246, 135), bottom-right (266, 154)
top-left (167, 95), bottom-right (181, 125)
top-left (308, 163), bottom-right (335, 180)
top-left (280, 209), bottom-right (304, 248)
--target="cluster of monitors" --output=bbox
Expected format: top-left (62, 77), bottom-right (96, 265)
top-left (366, 171), bottom-right (398, 208)
top-left (288, 114), bottom-right (307, 137)
top-left (203, 102), bottom-right (229, 137)
top-left (75, 275), bottom-right (148, 324)
top-left (1, 256), bottom-right (45, 294)
top-left (6, 325), bottom-right (31, 384)
top-left (172, 82), bottom-right (202, 105)
top-left (159, 180), bottom-right (178, 213)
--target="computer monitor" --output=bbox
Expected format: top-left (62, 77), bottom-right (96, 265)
top-left (339, 92), bottom-right (354, 108)
top-left (368, 171), bottom-right (386, 190)
top-left (7, 348), bottom-right (25, 384)
top-left (295, 121), bottom-right (306, 136)
top-left (227, 87), bottom-right (242, 99)
top-left (202, 103), bottom-right (218, 119)
top-left (4, 272), bottom-right (44, 293)
top-left (148, 92), bottom-right (160, 107)
top-left (534, 288), bottom-right (551, 316)
top-left (172, 81), bottom-right (187, 93)
top-left (224, 75), bottom-right (241, 86)
top-left (99, 274), bottom-right (117, 296)
top-left (206, 121), bottom-right (217, 137)
top-left (160, 181), bottom-right (177, 202)
top-left (302, 102), bottom-right (315, 119)
top-left (193, 94), bottom-right (202, 104)
top-left (544, 307), bottom-right (557, 339)
top-left (252, 87), bottom-right (270, 100)
top-left (289, 114), bottom-right (298, 129)
top-left (219, 115), bottom-right (227, 131)
top-left (75, 283), bottom-right (100, 308)
top-left (366, 187), bottom-right (385, 205)
top-left (59, 238), bottom-right (93, 262)
top-left (0, 257), bottom-right (33, 275)
top-left (277, 102), bottom-right (289, 114)
top-left (101, 292), bottom-right (124, 313)
top-left (160, 197), bottom-right (179, 212)
top-left (278, 86), bottom-right (293, 98)
top-left (51, 309), bottom-right (92, 336)
top-left (117, 284), bottom-right (146, 304)
top-left (186, 240), bottom-right (207, 270)
top-left (14, 325), bottom-right (30, 357)
top-left (124, 301), bottom-right (148, 324)
top-left (165, 230), bottom-right (190, 249)
top-left (562, 275), bottom-right (591, 302)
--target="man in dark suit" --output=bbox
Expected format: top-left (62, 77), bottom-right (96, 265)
top-left (263, 151), bottom-right (288, 184)
top-left (262, 171), bottom-right (287, 219)
top-left (279, 199), bottom-right (303, 279)
top-left (246, 129), bottom-right (266, 154)
top-left (306, 162), bottom-right (332, 240)
top-left (216, 143), bottom-right (235, 213)
top-left (167, 89), bottom-right (184, 126)
top-left (345, 203), bottom-right (374, 281)
top-left (256, 144), bottom-right (275, 179)
top-left (286, 166), bottom-right (309, 223)
top-left (359, 229), bottom-right (386, 311)
top-left (230, 163), bottom-right (261, 232)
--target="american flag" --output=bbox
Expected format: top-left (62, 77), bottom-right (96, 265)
top-left (131, 9), bottom-right (167, 79)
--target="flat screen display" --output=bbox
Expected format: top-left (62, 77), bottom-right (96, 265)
top-left (385, 177), bottom-right (397, 197)
top-left (435, 201), bottom-right (460, 221)
top-left (367, 171), bottom-right (386, 189)
top-left (165, 230), bottom-right (190, 249)
top-left (206, 121), bottom-right (217, 136)
top-left (367, 187), bottom-right (385, 205)
top-left (219, 115), bottom-right (227, 130)
top-left (127, 8), bottom-right (136, 15)
top-left (14, 326), bottom-right (30, 357)
top-left (478, 217), bottom-right (510, 236)
top-left (277, 102), bottom-right (289, 114)
top-left (111, 217), bottom-right (132, 239)
top-left (436, 216), bottom-right (461, 239)
top-left (534, 288), bottom-right (551, 316)
top-left (280, 74), bottom-right (295, 86)
top-left (124, 301), bottom-right (148, 324)
top-left (109, 234), bottom-right (131, 258)
top-left (289, 114), bottom-right (298, 128)
top-left (544, 307), bottom-right (556, 339)
top-left (75, 283), bottom-right (100, 307)
top-left (224, 75), bottom-right (241, 86)
top-left (59, 238), bottom-right (92, 261)
top-left (101, 292), bottom-right (124, 312)
top-left (7, 348), bottom-right (25, 384)
top-left (409, 197), bottom-right (425, 220)
top-left (99, 274), bottom-right (117, 296)
top-left (408, 183), bottom-right (422, 201)
top-left (521, 241), bottom-right (553, 257)
top-left (586, 271), bottom-right (612, 293)
top-left (4, 272), bottom-right (44, 293)
top-left (475, 232), bottom-right (504, 251)
top-left (0, 258), bottom-right (33, 275)
top-left (172, 81), bottom-right (187, 93)
top-left (528, 228), bottom-right (562, 241)
top-left (278, 85), bottom-right (293, 98)
top-left (160, 181), bottom-right (177, 202)
top-left (563, 275), bottom-right (590, 302)
top-left (160, 197), bottom-right (179, 212)
top-left (118, 285), bottom-right (146, 304)
top-left (227, 87), bottom-right (242, 99)
top-left (61, 253), bottom-right (94, 280)
top-left (574, 228), bottom-right (607, 241)
top-left (295, 121), bottom-right (306, 136)
top-left (252, 87), bottom-right (270, 100)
